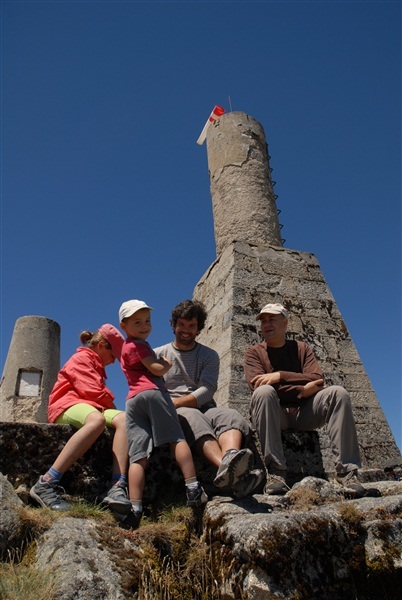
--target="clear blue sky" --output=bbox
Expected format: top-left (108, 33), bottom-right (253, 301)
top-left (1, 1), bottom-right (401, 451)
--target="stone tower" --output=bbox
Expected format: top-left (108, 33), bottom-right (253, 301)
top-left (0, 316), bottom-right (60, 423)
top-left (193, 111), bottom-right (400, 473)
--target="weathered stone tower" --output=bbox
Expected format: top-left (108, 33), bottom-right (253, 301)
top-left (194, 111), bottom-right (400, 473)
top-left (0, 316), bottom-right (60, 423)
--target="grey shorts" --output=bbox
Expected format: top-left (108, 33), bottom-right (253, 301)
top-left (126, 389), bottom-right (185, 463)
top-left (177, 406), bottom-right (250, 447)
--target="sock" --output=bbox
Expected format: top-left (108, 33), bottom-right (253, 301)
top-left (185, 477), bottom-right (199, 490)
top-left (131, 500), bottom-right (142, 512)
top-left (112, 474), bottom-right (128, 486)
top-left (42, 467), bottom-right (63, 483)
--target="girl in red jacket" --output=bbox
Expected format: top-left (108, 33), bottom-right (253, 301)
top-left (30, 324), bottom-right (130, 515)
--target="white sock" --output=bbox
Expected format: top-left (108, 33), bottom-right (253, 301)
top-left (131, 500), bottom-right (142, 512)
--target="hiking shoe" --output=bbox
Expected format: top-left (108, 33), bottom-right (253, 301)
top-left (213, 448), bottom-right (254, 489)
top-left (117, 507), bottom-right (143, 530)
top-left (335, 470), bottom-right (367, 498)
top-left (186, 483), bottom-right (208, 507)
top-left (233, 469), bottom-right (265, 499)
top-left (264, 472), bottom-right (290, 496)
top-left (101, 481), bottom-right (132, 515)
top-left (30, 477), bottom-right (70, 511)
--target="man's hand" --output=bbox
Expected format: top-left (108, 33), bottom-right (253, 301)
top-left (251, 372), bottom-right (281, 388)
top-left (172, 394), bottom-right (197, 409)
top-left (300, 379), bottom-right (325, 398)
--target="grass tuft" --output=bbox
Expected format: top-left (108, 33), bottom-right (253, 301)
top-left (0, 548), bottom-right (58, 600)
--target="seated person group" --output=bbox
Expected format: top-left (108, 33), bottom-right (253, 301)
top-left (30, 299), bottom-right (366, 529)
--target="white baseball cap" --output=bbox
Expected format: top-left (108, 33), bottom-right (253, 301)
top-left (119, 300), bottom-right (153, 322)
top-left (256, 303), bottom-right (288, 320)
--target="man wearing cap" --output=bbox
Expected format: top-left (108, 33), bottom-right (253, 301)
top-left (154, 299), bottom-right (265, 498)
top-left (244, 303), bottom-right (365, 497)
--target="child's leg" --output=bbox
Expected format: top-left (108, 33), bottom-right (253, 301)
top-left (171, 441), bottom-right (208, 506)
top-left (107, 410), bottom-right (129, 480)
top-left (100, 410), bottom-right (131, 514)
top-left (128, 458), bottom-right (148, 504)
top-left (172, 440), bottom-right (196, 480)
top-left (51, 410), bottom-right (106, 474)
top-left (30, 406), bottom-right (105, 510)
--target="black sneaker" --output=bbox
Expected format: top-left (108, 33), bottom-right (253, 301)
top-left (335, 470), bottom-right (367, 498)
top-left (213, 449), bottom-right (254, 489)
top-left (233, 469), bottom-right (265, 499)
top-left (117, 507), bottom-right (143, 530)
top-left (101, 481), bottom-right (132, 515)
top-left (186, 483), bottom-right (208, 507)
top-left (30, 477), bottom-right (70, 511)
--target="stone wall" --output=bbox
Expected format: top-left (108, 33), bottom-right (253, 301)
top-left (194, 241), bottom-right (400, 473)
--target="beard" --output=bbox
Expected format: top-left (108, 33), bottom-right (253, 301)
top-left (175, 332), bottom-right (197, 347)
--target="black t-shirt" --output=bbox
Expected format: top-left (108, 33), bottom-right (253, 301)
top-left (267, 343), bottom-right (301, 373)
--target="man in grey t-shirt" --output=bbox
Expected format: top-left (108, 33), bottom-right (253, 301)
top-left (154, 299), bottom-right (264, 498)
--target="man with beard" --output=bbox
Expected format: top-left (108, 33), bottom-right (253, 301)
top-left (154, 299), bottom-right (264, 498)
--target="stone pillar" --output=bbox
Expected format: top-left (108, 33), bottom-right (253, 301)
top-left (194, 112), bottom-right (401, 474)
top-left (206, 111), bottom-right (283, 256)
top-left (0, 316), bottom-right (60, 423)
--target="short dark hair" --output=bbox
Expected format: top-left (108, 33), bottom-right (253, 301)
top-left (170, 299), bottom-right (208, 332)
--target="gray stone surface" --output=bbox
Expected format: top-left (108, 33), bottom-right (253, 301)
top-left (35, 517), bottom-right (126, 600)
top-left (2, 466), bottom-right (402, 600)
top-left (0, 473), bottom-right (24, 558)
top-left (0, 316), bottom-right (60, 423)
top-left (193, 242), bottom-right (400, 475)
top-left (204, 477), bottom-right (402, 599)
top-left (206, 111), bottom-right (283, 255)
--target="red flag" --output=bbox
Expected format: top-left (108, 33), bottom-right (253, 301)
top-left (197, 105), bottom-right (225, 145)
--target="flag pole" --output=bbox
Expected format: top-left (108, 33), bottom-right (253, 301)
top-left (196, 105), bottom-right (225, 145)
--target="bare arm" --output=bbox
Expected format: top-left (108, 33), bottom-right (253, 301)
top-left (141, 355), bottom-right (172, 376)
top-left (251, 371), bottom-right (281, 388)
top-left (171, 393), bottom-right (198, 409)
top-left (300, 379), bottom-right (325, 398)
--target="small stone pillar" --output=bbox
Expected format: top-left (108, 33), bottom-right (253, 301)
top-left (0, 316), bottom-right (60, 423)
top-left (206, 111), bottom-right (283, 256)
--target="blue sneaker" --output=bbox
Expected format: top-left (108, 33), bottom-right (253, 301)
top-left (101, 481), bottom-right (132, 515)
top-left (30, 477), bottom-right (70, 511)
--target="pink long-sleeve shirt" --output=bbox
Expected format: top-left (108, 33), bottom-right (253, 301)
top-left (47, 347), bottom-right (115, 423)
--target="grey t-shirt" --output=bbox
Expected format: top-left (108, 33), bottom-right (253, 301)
top-left (153, 342), bottom-right (219, 408)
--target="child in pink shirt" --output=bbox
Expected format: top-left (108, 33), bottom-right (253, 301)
top-left (119, 299), bottom-right (207, 529)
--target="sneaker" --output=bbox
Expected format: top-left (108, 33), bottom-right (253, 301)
top-left (186, 483), bottom-right (208, 507)
top-left (101, 481), bottom-right (132, 515)
top-left (117, 507), bottom-right (143, 530)
top-left (213, 448), bottom-right (254, 489)
top-left (335, 470), bottom-right (367, 498)
top-left (233, 469), bottom-right (265, 499)
top-left (264, 472), bottom-right (289, 496)
top-left (30, 477), bottom-right (70, 511)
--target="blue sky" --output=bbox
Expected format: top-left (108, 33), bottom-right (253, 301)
top-left (1, 1), bottom-right (401, 451)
